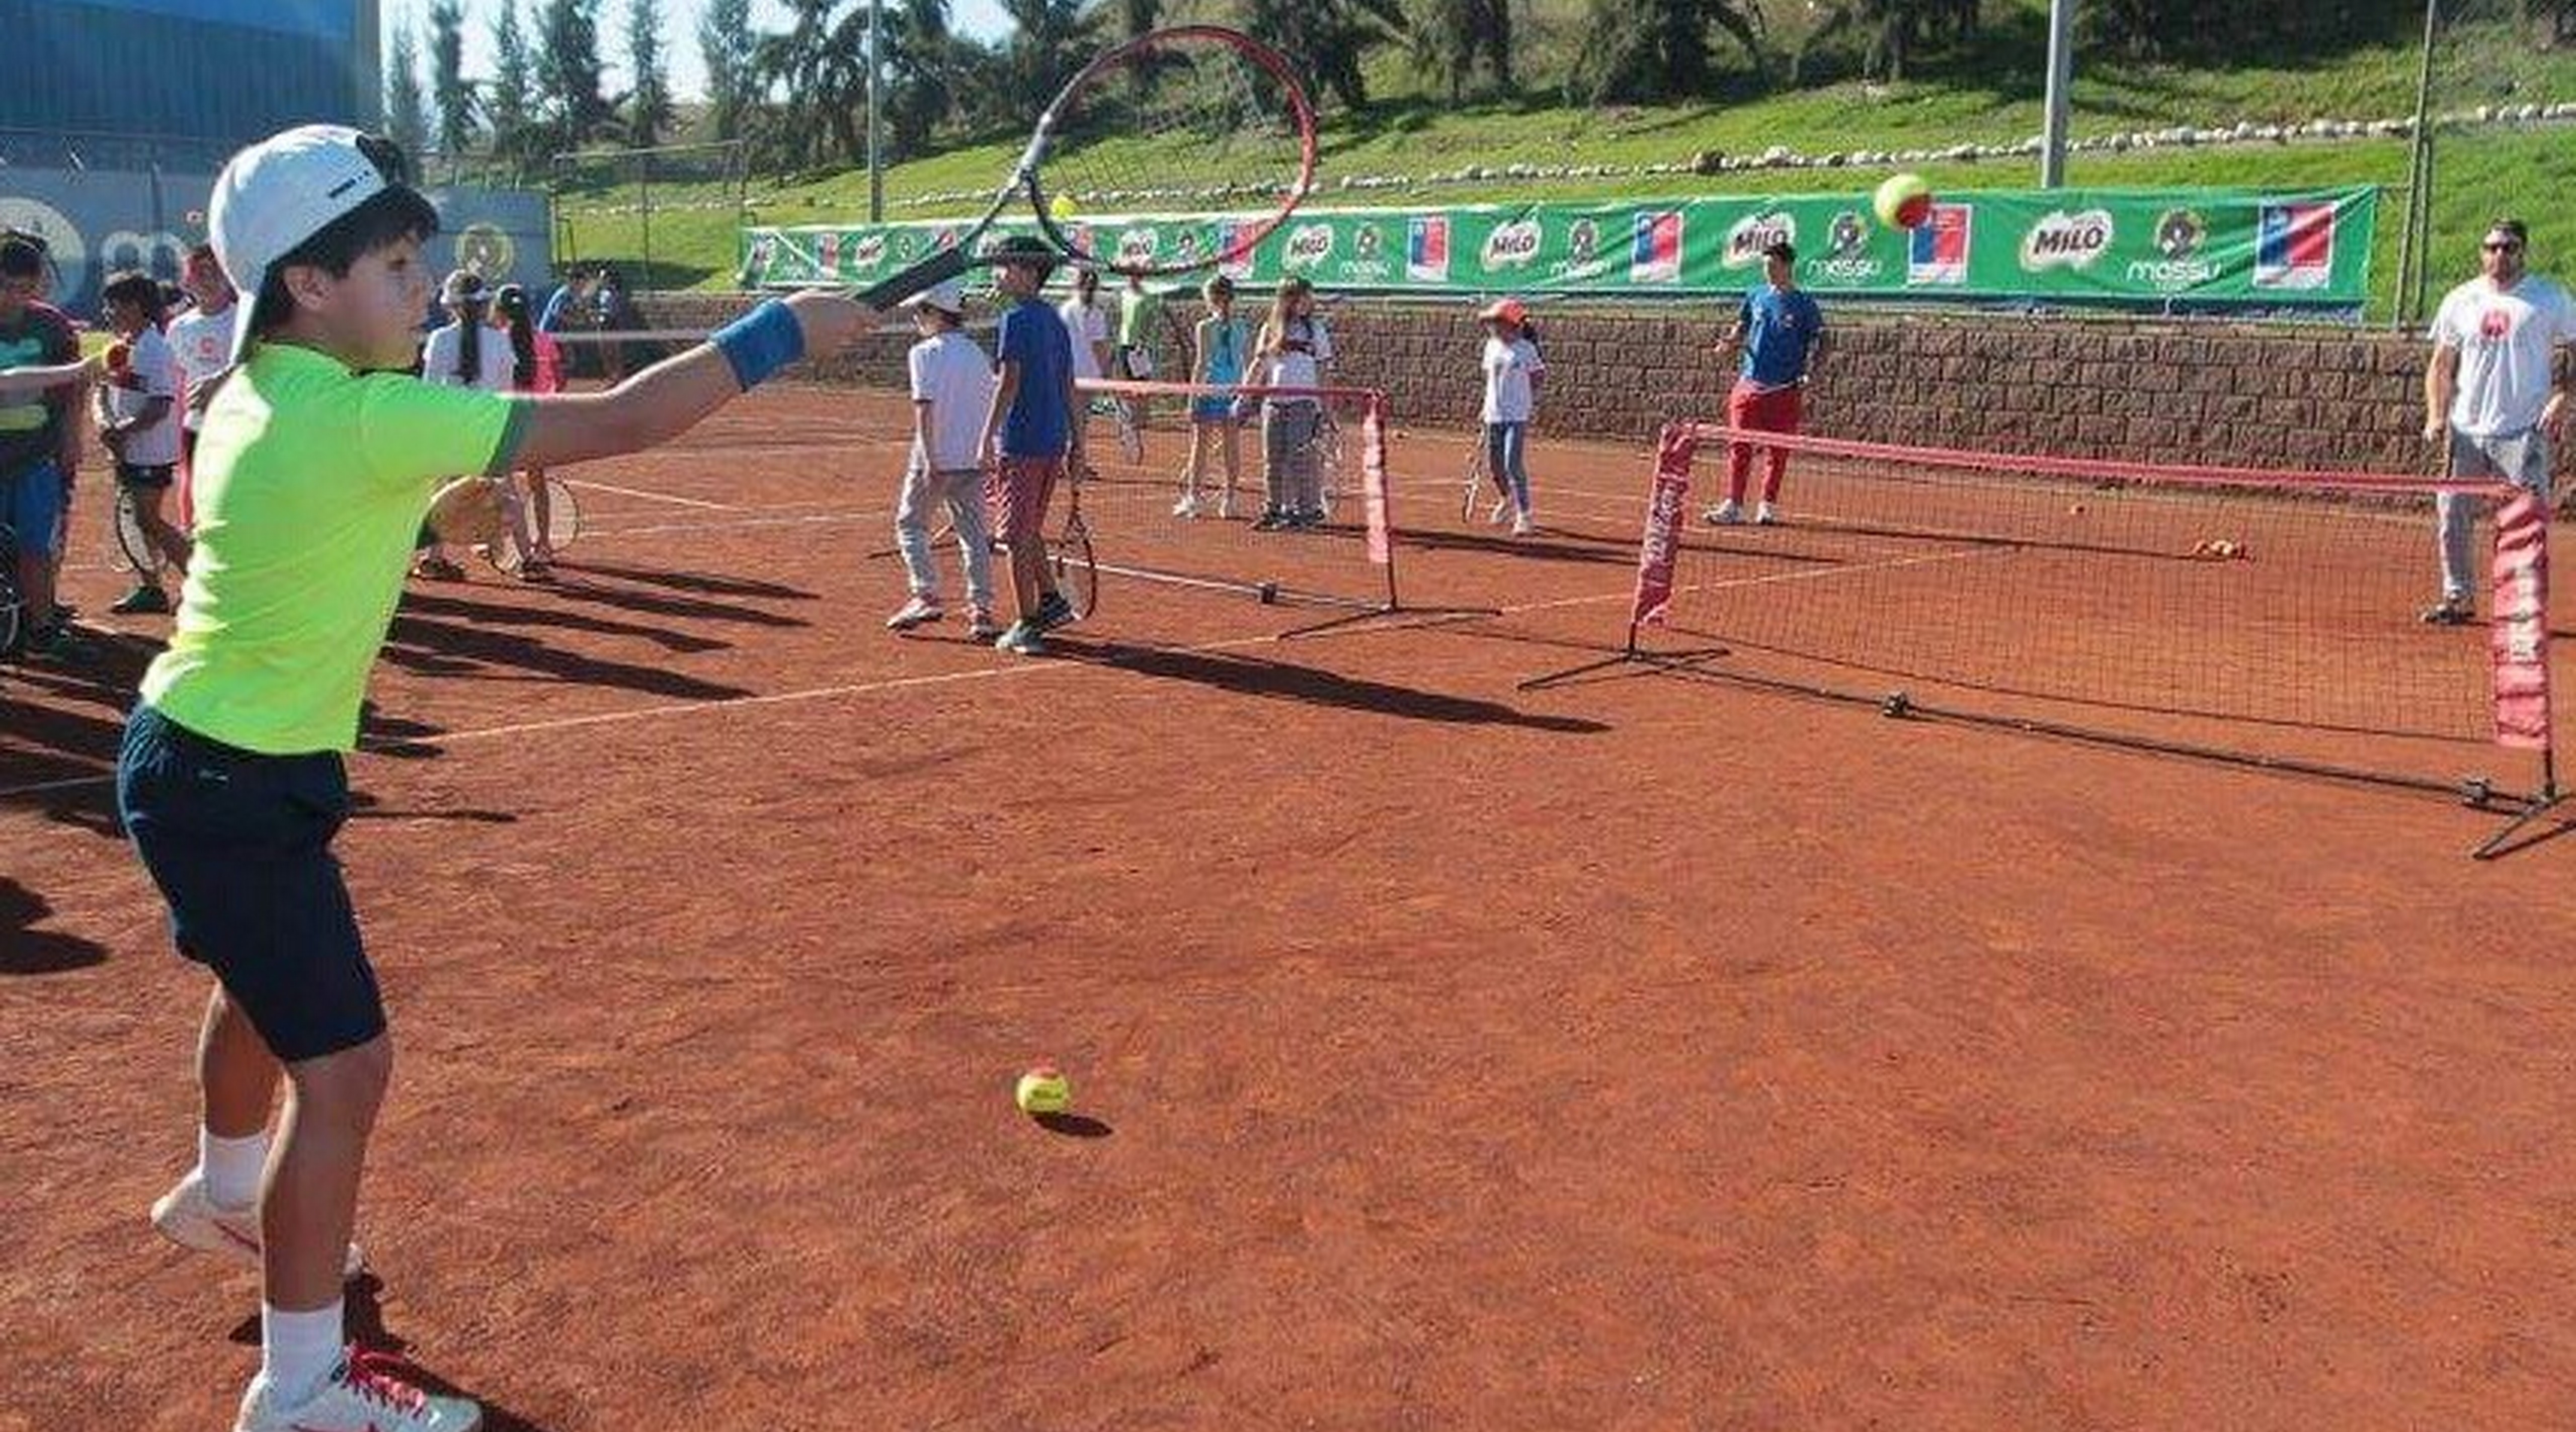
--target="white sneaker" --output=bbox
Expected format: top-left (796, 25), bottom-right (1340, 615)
top-left (1754, 501), bottom-right (1780, 526)
top-left (1487, 495), bottom-right (1511, 525)
top-left (1511, 513), bottom-right (1536, 537)
top-left (1172, 494), bottom-right (1200, 518)
top-left (884, 596), bottom-right (943, 631)
top-left (235, 1350), bottom-right (481, 1432)
top-left (1705, 499), bottom-right (1744, 526)
top-left (152, 1170), bottom-right (365, 1277)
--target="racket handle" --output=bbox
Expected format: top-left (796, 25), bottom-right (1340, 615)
top-left (858, 245), bottom-right (972, 310)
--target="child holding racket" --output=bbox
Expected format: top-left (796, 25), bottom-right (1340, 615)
top-left (493, 283), bottom-right (564, 578)
top-left (120, 124), bottom-right (871, 1432)
top-left (93, 270), bottom-right (193, 611)
top-left (412, 269), bottom-right (519, 580)
top-left (1476, 297), bottom-right (1545, 538)
top-left (981, 235), bottom-right (1081, 655)
top-left (1175, 274), bottom-right (1249, 519)
top-left (1253, 276), bottom-right (1333, 530)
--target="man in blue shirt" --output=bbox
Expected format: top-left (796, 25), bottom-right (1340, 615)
top-left (979, 235), bottom-right (1082, 654)
top-left (1707, 240), bottom-right (1827, 526)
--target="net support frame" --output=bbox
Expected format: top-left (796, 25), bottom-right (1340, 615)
top-left (1520, 420), bottom-right (2564, 860)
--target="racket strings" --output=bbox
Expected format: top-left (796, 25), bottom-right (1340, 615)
top-left (1046, 39), bottom-right (1308, 228)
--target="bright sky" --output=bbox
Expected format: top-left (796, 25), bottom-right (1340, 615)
top-left (385, 0), bottom-right (1013, 103)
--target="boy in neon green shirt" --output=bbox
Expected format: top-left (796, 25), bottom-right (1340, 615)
top-left (119, 124), bottom-right (871, 1432)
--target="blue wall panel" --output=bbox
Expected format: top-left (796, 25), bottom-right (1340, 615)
top-left (0, 1), bottom-right (360, 142)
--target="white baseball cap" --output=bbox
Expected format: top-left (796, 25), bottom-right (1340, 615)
top-left (206, 124), bottom-right (403, 365)
top-left (900, 278), bottom-right (967, 317)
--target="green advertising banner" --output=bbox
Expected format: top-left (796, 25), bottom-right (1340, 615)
top-left (740, 186), bottom-right (2377, 315)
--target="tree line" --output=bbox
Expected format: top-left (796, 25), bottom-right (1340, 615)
top-left (380, 0), bottom-right (2474, 174)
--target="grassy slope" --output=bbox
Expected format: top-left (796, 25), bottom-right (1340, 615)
top-left (555, 6), bottom-right (2575, 316)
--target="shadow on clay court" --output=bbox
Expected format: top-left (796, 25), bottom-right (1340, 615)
top-left (381, 611), bottom-right (756, 705)
top-left (230, 1274), bottom-right (562, 1432)
top-left (1066, 641), bottom-right (1612, 734)
top-left (565, 559), bottom-right (821, 603)
top-left (396, 588), bottom-right (728, 655)
top-left (536, 570), bottom-right (812, 630)
top-left (0, 878), bottom-right (110, 974)
top-left (1035, 1112), bottom-right (1115, 1139)
top-left (1398, 523), bottom-right (1645, 568)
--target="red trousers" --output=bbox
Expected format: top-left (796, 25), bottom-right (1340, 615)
top-left (1725, 381), bottom-right (1803, 503)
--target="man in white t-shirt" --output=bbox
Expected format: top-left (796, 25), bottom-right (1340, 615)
top-left (2421, 217), bottom-right (2573, 623)
top-left (93, 270), bottom-right (189, 614)
top-left (886, 279), bottom-right (1001, 638)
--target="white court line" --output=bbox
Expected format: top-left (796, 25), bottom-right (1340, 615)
top-left (561, 478), bottom-right (738, 511)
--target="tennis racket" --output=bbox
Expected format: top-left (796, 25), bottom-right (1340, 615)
top-left (0, 522), bottom-right (22, 656)
top-left (111, 485), bottom-right (164, 578)
top-left (490, 474), bottom-right (582, 575)
top-left (1460, 437), bottom-right (1494, 524)
top-left (1052, 472), bottom-right (1098, 620)
top-left (852, 26), bottom-right (1316, 311)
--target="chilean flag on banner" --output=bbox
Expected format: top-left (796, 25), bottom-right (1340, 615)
top-left (2254, 201), bottom-right (2336, 290)
top-left (1406, 216), bottom-right (1451, 282)
top-left (1630, 211), bottom-right (1684, 284)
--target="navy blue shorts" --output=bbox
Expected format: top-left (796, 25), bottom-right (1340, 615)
top-left (118, 703), bottom-right (384, 1062)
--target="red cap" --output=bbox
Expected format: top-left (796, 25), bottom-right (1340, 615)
top-left (1478, 298), bottom-right (1527, 326)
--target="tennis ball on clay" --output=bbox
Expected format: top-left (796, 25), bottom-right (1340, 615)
top-left (1015, 1066), bottom-right (1071, 1116)
top-left (1875, 172), bottom-right (1933, 230)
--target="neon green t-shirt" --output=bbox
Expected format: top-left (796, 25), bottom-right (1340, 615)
top-left (138, 342), bottom-right (530, 754)
top-left (1116, 285), bottom-right (1164, 350)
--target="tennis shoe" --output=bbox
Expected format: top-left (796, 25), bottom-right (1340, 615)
top-left (1252, 510), bottom-right (1286, 531)
top-left (110, 582), bottom-right (171, 615)
top-left (1032, 591), bottom-right (1076, 631)
top-left (151, 1170), bottom-right (365, 1276)
top-left (965, 610), bottom-right (1005, 641)
top-left (1755, 501), bottom-right (1780, 526)
top-left (1172, 494), bottom-right (1200, 518)
top-left (1488, 496), bottom-right (1511, 525)
top-left (1705, 499), bottom-right (1744, 526)
top-left (1511, 513), bottom-right (1536, 537)
top-left (884, 596), bottom-right (944, 630)
top-left (2419, 599), bottom-right (2474, 626)
top-left (234, 1349), bottom-right (480, 1432)
top-left (994, 621), bottom-right (1048, 655)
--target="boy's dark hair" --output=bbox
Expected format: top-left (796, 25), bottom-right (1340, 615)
top-left (0, 234), bottom-right (45, 280)
top-left (102, 269), bottom-right (167, 324)
top-left (248, 185), bottom-right (441, 345)
top-left (2489, 217), bottom-right (2529, 245)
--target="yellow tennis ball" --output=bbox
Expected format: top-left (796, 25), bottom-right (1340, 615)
top-left (1015, 1066), bottom-right (1071, 1116)
top-left (1874, 172), bottom-right (1933, 230)
top-left (1049, 193), bottom-right (1080, 221)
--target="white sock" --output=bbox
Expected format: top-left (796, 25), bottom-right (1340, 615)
top-left (200, 1127), bottom-right (271, 1210)
top-left (260, 1300), bottom-right (345, 1408)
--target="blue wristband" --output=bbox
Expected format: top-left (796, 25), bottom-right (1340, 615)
top-left (712, 300), bottom-right (805, 390)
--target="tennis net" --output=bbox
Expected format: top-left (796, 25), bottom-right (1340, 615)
top-left (1066, 378), bottom-right (1411, 620)
top-left (1554, 423), bottom-right (2561, 820)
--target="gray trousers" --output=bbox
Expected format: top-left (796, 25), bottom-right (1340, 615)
top-left (1262, 402), bottom-right (1322, 516)
top-left (2437, 429), bottom-right (2553, 601)
top-left (896, 463), bottom-right (995, 611)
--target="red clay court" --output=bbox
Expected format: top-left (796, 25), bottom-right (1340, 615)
top-left (5, 383), bottom-right (2573, 1429)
